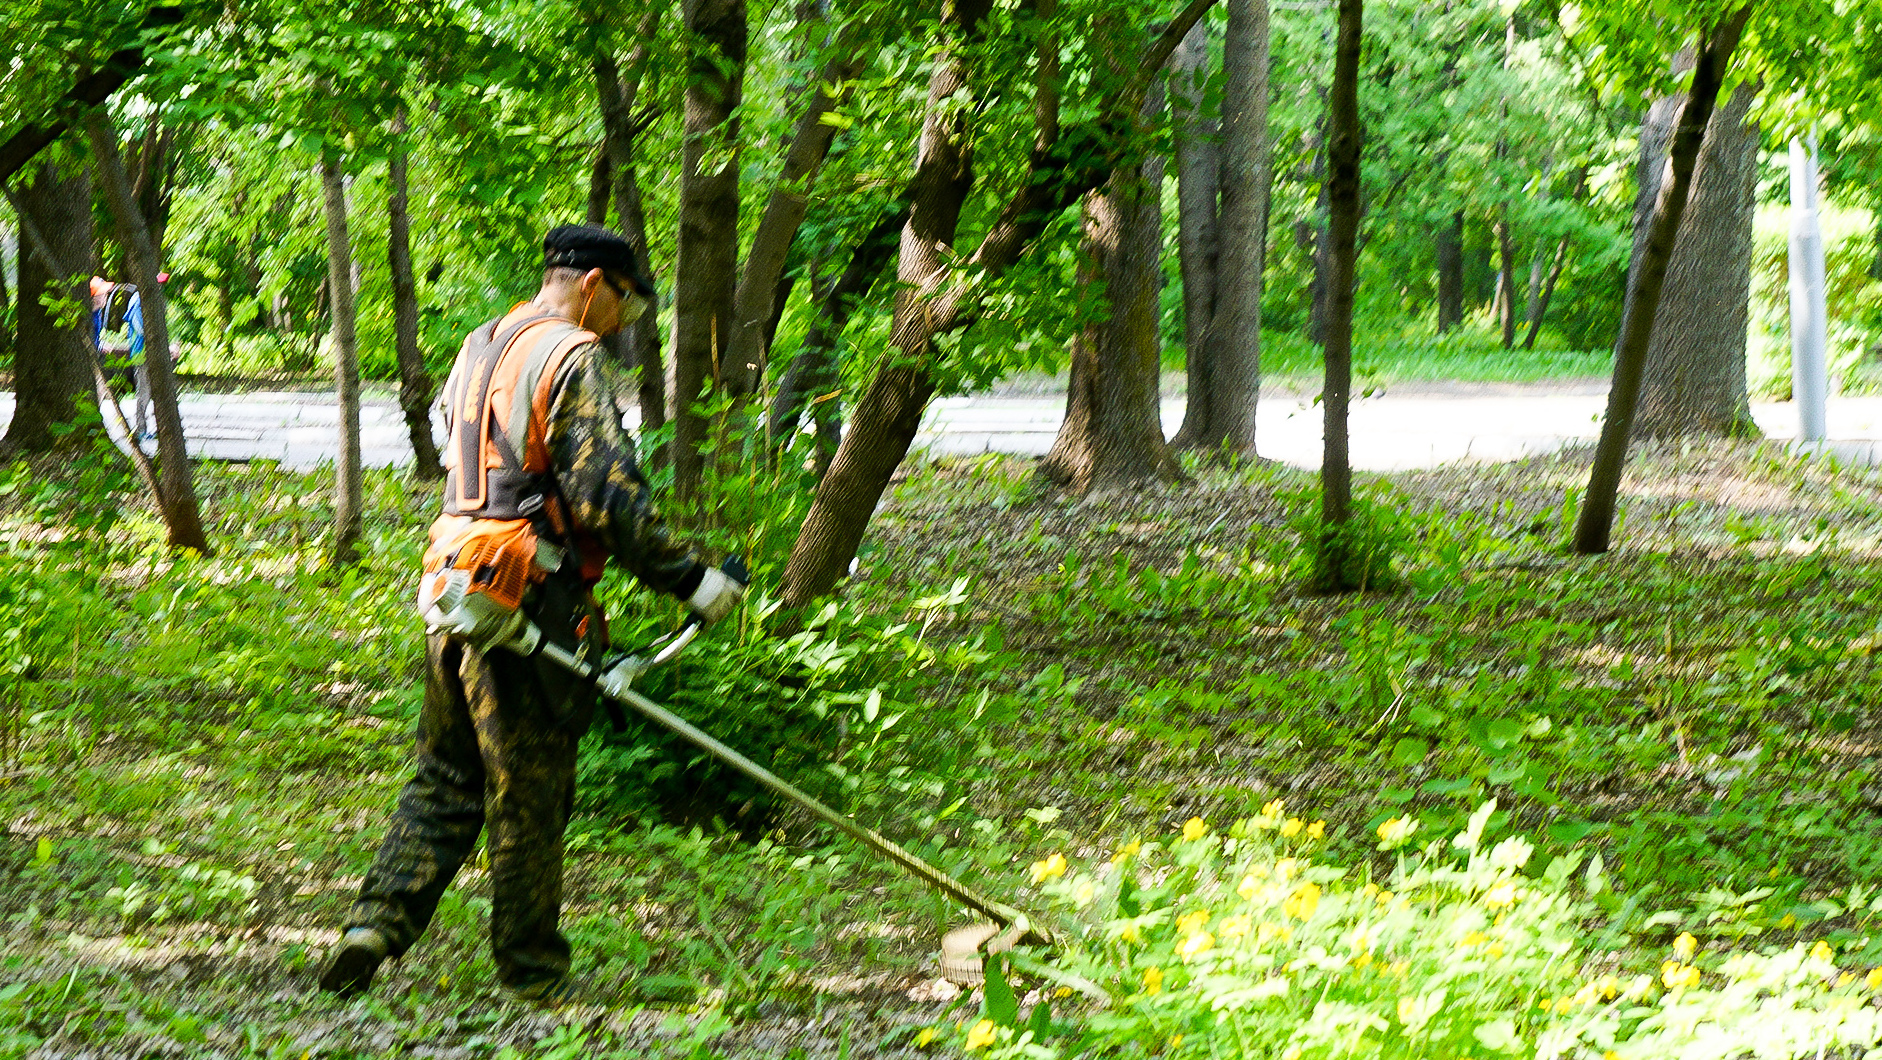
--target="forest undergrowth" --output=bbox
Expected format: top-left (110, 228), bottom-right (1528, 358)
top-left (4, 437), bottom-right (1882, 1057)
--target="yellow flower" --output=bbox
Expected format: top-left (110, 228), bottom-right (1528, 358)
top-left (1376, 890), bottom-right (1394, 905)
top-left (1360, 882), bottom-right (1380, 899)
top-left (1113, 839), bottom-right (1142, 864)
top-left (1284, 882), bottom-right (1322, 922)
top-left (1352, 950), bottom-right (1373, 969)
top-left (1237, 874), bottom-right (1261, 901)
top-left (1169, 1034), bottom-right (1184, 1050)
top-left (1281, 818), bottom-right (1304, 838)
top-left (1142, 965), bottom-right (1164, 995)
top-left (1177, 931), bottom-right (1215, 959)
top-left (1376, 815), bottom-right (1420, 847)
top-left (1812, 939), bottom-right (1835, 962)
top-left (1029, 853), bottom-right (1068, 884)
top-left (1839, 973), bottom-right (1855, 988)
top-left (1263, 798), bottom-right (1286, 819)
top-left (1275, 858), bottom-right (1299, 880)
top-left (1485, 942), bottom-right (1505, 959)
top-left (1537, 997), bottom-right (1553, 1012)
top-left (1396, 996), bottom-right (1418, 1023)
top-left (1460, 931), bottom-right (1488, 949)
top-left (1778, 914), bottom-right (1797, 929)
top-left (1867, 967), bottom-right (1882, 991)
top-left (1483, 882), bottom-right (1518, 908)
top-left (1674, 932), bottom-right (1697, 960)
top-left (1176, 910), bottom-right (1210, 935)
top-left (1073, 881), bottom-right (1096, 906)
top-left (913, 1027), bottom-right (939, 1048)
top-left (1605, 1053), bottom-right (1623, 1060)
top-left (1661, 962), bottom-right (1700, 989)
top-left (1055, 986), bottom-right (1072, 998)
top-left (965, 1020), bottom-right (997, 1050)
top-left (1219, 914), bottom-right (1251, 938)
top-left (1181, 817), bottom-right (1208, 842)
top-left (1307, 820), bottom-right (1326, 839)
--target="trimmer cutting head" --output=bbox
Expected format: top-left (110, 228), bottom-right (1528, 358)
top-left (940, 921), bottom-right (1031, 985)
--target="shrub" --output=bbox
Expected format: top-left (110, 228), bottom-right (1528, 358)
top-left (947, 801), bottom-right (1882, 1059)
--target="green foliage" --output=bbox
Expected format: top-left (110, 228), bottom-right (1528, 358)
top-left (1286, 483), bottom-right (1412, 594)
top-left (950, 802), bottom-right (1882, 1059)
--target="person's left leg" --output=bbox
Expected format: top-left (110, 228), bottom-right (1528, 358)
top-left (466, 642), bottom-right (594, 991)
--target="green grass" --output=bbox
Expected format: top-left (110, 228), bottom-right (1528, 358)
top-left (5, 436), bottom-right (1882, 1056)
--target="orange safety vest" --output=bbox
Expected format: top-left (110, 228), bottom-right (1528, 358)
top-left (424, 304), bottom-right (603, 606)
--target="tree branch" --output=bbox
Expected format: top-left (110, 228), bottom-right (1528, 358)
top-left (0, 6), bottom-right (187, 183)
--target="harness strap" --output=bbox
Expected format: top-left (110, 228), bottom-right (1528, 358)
top-left (504, 321), bottom-right (583, 465)
top-left (452, 312), bottom-right (558, 510)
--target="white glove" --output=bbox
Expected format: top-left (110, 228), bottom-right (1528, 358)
top-left (686, 566), bottom-right (746, 626)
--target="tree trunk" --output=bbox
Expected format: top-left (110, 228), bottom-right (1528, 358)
top-left (767, 199), bottom-right (908, 471)
top-left (586, 148), bottom-right (612, 225)
top-left (1633, 81), bottom-right (1760, 437)
top-left (319, 151), bottom-right (363, 566)
top-left (777, 0), bottom-right (1216, 607)
top-left (722, 44), bottom-right (859, 401)
top-left (779, 0), bottom-right (996, 607)
top-left (1436, 210), bottom-right (1464, 332)
top-left (594, 39), bottom-right (669, 466)
top-left (669, 0), bottom-right (747, 509)
top-left (1522, 234), bottom-right (1571, 350)
top-left (1170, 19), bottom-right (1219, 445)
top-left (1041, 154), bottom-right (1182, 492)
top-left (1495, 209), bottom-right (1518, 348)
top-left (84, 112), bottom-right (209, 554)
top-left (1173, 0), bottom-right (1270, 456)
top-left (1574, 6), bottom-right (1753, 555)
top-left (388, 105), bottom-right (441, 479)
top-left (1317, 0), bottom-right (1362, 590)
top-left (4, 163), bottom-right (97, 455)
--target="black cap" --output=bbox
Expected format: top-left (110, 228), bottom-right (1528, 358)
top-left (542, 224), bottom-right (655, 298)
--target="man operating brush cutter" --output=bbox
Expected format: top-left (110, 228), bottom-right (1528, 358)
top-left (319, 224), bottom-right (745, 1005)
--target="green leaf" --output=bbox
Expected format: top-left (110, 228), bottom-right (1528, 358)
top-left (1389, 737), bottom-right (1430, 767)
top-left (1027, 997), bottom-right (1052, 1041)
top-left (982, 954), bottom-right (1019, 1026)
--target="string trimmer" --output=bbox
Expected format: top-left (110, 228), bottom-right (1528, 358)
top-left (501, 557), bottom-right (1050, 980)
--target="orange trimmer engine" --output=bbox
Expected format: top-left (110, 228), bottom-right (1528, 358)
top-left (415, 515), bottom-right (563, 650)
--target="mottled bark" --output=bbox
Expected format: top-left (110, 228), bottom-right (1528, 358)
top-left (319, 151), bottom-right (363, 566)
top-left (1495, 209), bottom-right (1517, 348)
top-left (1173, 0), bottom-right (1269, 456)
top-left (669, 0), bottom-right (747, 508)
top-left (1040, 154), bottom-right (1182, 492)
top-left (1575, 6), bottom-right (1754, 555)
top-left (1633, 82), bottom-right (1760, 437)
top-left (4, 163), bottom-right (97, 455)
top-left (84, 111), bottom-right (209, 553)
top-left (388, 105), bottom-right (441, 479)
top-left (1169, 20), bottom-right (1218, 442)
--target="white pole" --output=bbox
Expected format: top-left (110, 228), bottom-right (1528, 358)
top-left (1789, 136), bottom-right (1828, 443)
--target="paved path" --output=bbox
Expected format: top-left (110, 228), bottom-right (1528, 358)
top-left (15, 385), bottom-right (1882, 472)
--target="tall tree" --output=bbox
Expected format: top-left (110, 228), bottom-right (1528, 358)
top-left (1574, 5), bottom-right (1754, 555)
top-left (319, 150), bottom-right (363, 566)
top-left (1435, 210), bottom-right (1464, 333)
top-left (1040, 125), bottom-right (1181, 491)
top-left (1316, 0), bottom-right (1363, 590)
top-left (387, 104), bottom-right (441, 479)
top-left (1171, 0), bottom-right (1270, 456)
top-left (1633, 82), bottom-right (1760, 437)
top-left (669, 0), bottom-right (748, 508)
top-left (778, 0), bottom-right (1217, 607)
top-left (83, 110), bottom-right (209, 553)
top-left (3, 162), bottom-right (97, 455)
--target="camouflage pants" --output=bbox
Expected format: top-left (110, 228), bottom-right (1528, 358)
top-left (348, 632), bottom-right (596, 988)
